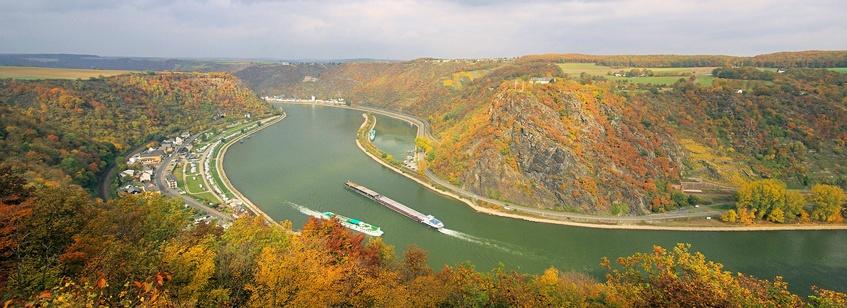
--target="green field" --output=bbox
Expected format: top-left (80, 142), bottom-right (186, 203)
top-left (184, 170), bottom-right (207, 194)
top-left (176, 120), bottom-right (259, 203)
top-left (828, 67), bottom-right (847, 73)
top-left (557, 63), bottom-right (715, 86)
top-left (0, 65), bottom-right (134, 80)
top-left (180, 162), bottom-right (221, 204)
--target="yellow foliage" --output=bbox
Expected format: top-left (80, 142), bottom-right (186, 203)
top-left (161, 236), bottom-right (218, 304)
top-left (246, 241), bottom-right (345, 307)
top-left (679, 138), bottom-right (748, 185)
top-left (720, 209), bottom-right (738, 223)
top-left (810, 184), bottom-right (846, 223)
top-left (767, 208), bottom-right (785, 223)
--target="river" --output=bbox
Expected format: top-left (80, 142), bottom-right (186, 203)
top-left (223, 104), bottom-right (846, 294)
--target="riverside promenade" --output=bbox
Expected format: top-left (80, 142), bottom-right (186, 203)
top-left (215, 114), bottom-right (285, 225)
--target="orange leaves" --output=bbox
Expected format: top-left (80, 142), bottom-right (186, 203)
top-left (301, 217), bottom-right (383, 270)
top-left (96, 276), bottom-right (107, 289)
top-left (428, 76), bottom-right (687, 212)
top-left (0, 202), bottom-right (32, 257)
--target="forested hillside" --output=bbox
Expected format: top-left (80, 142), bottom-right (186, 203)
top-left (237, 51), bottom-right (847, 215)
top-left (0, 72), bottom-right (272, 191)
top-left (235, 59), bottom-right (505, 116)
top-left (431, 79), bottom-right (683, 214)
top-left (519, 50), bottom-right (847, 68)
top-left (0, 52), bottom-right (845, 305)
top-left (1, 168), bottom-right (844, 306)
top-left (641, 69), bottom-right (847, 187)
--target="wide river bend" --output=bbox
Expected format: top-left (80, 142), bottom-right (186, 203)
top-left (224, 104), bottom-right (846, 294)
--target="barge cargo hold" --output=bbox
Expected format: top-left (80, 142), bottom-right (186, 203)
top-left (345, 180), bottom-right (444, 229)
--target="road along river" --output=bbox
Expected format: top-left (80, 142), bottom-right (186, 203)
top-left (223, 104), bottom-right (847, 294)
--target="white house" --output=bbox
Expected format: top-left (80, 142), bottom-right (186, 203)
top-left (530, 77), bottom-right (555, 84)
top-left (128, 153), bottom-right (141, 165)
top-left (120, 169), bottom-right (135, 178)
top-left (140, 171), bottom-right (153, 182)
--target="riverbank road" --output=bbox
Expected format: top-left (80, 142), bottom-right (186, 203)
top-left (97, 145), bottom-right (147, 200)
top-left (283, 100), bottom-right (722, 225)
top-left (351, 105), bottom-right (436, 141)
top-left (273, 100), bottom-right (436, 141)
top-left (424, 167), bottom-right (721, 224)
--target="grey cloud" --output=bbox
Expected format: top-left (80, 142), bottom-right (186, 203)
top-left (0, 0), bottom-right (844, 59)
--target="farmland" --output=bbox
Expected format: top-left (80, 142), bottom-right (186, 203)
top-left (0, 65), bottom-right (134, 80)
top-left (557, 63), bottom-right (715, 86)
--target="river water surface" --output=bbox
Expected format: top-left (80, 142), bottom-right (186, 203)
top-left (224, 104), bottom-right (846, 293)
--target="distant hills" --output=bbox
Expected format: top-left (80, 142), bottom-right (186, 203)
top-left (0, 53), bottom-right (393, 72)
top-left (519, 50), bottom-right (847, 68)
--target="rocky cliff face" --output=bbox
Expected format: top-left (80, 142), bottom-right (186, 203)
top-left (432, 81), bottom-right (684, 214)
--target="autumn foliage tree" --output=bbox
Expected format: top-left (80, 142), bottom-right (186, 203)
top-left (2, 185), bottom-right (845, 306)
top-left (809, 184), bottom-right (847, 223)
top-left (0, 73), bottom-right (272, 192)
top-left (602, 243), bottom-right (804, 307)
top-left (735, 179), bottom-right (808, 223)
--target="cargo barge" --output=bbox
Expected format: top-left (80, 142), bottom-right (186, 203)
top-left (345, 180), bottom-right (444, 229)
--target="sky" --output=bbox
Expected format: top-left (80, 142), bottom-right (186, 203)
top-left (0, 0), bottom-right (845, 60)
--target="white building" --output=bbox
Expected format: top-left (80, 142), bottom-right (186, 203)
top-left (140, 171), bottom-right (153, 182)
top-left (530, 77), bottom-right (555, 84)
top-left (120, 169), bottom-right (135, 178)
top-left (128, 153), bottom-right (141, 165)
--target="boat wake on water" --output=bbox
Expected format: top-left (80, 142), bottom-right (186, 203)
top-left (438, 228), bottom-right (542, 259)
top-left (285, 201), bottom-right (324, 218)
top-left (284, 201), bottom-right (384, 237)
top-left (286, 202), bottom-right (540, 258)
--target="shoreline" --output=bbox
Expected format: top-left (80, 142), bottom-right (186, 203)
top-left (216, 113), bottom-right (285, 225)
top-left (264, 101), bottom-right (847, 232)
top-left (337, 104), bottom-right (846, 232)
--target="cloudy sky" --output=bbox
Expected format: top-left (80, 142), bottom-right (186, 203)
top-left (1, 0), bottom-right (845, 60)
